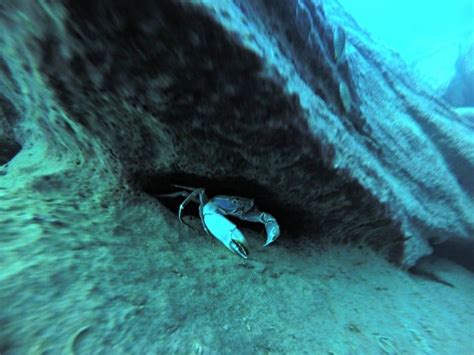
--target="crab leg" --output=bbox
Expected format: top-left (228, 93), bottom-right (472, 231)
top-left (175, 188), bottom-right (204, 224)
top-left (156, 189), bottom-right (201, 229)
top-left (162, 187), bottom-right (213, 233)
top-left (156, 190), bottom-right (198, 201)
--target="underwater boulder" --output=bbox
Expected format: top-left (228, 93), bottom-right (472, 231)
top-left (1, 0), bottom-right (473, 268)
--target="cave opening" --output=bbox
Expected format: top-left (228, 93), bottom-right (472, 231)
top-left (131, 171), bottom-right (322, 240)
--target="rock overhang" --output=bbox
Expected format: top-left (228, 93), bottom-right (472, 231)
top-left (33, 0), bottom-right (430, 265)
top-left (2, 0), bottom-right (472, 267)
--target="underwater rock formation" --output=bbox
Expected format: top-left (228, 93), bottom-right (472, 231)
top-left (1, 0), bottom-right (473, 270)
top-left (443, 37), bottom-right (474, 107)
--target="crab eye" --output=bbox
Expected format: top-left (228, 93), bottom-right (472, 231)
top-left (231, 198), bottom-right (240, 205)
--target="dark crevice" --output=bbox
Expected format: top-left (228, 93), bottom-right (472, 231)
top-left (432, 238), bottom-right (474, 273)
top-left (0, 139), bottom-right (21, 166)
top-left (132, 170), bottom-right (405, 264)
top-left (132, 172), bottom-right (313, 236)
top-left (0, 95), bottom-right (22, 166)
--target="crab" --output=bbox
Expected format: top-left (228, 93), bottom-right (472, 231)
top-left (158, 185), bottom-right (280, 258)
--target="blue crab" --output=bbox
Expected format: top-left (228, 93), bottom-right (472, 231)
top-left (158, 185), bottom-right (280, 258)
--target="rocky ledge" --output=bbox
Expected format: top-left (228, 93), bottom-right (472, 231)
top-left (1, 0), bottom-right (473, 267)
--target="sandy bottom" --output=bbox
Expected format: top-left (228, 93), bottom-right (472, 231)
top-left (1, 148), bottom-right (473, 354)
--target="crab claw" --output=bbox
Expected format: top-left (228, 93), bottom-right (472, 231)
top-left (229, 239), bottom-right (249, 259)
top-left (261, 213), bottom-right (280, 247)
top-left (202, 203), bottom-right (249, 258)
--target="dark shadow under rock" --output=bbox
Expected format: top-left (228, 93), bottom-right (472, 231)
top-left (0, 96), bottom-right (22, 166)
top-left (0, 138), bottom-right (21, 166)
top-left (433, 238), bottom-right (474, 273)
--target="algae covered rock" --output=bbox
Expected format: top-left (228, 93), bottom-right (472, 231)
top-left (1, 1), bottom-right (474, 353)
top-left (1, 0), bottom-right (473, 268)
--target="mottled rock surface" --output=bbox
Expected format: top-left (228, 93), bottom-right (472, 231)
top-left (1, 0), bottom-right (473, 267)
top-left (2, 1), bottom-right (474, 353)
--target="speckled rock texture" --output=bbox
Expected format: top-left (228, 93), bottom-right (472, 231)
top-left (1, 0), bottom-right (473, 270)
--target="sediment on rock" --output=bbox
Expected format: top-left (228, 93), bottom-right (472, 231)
top-left (1, 0), bottom-right (473, 266)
